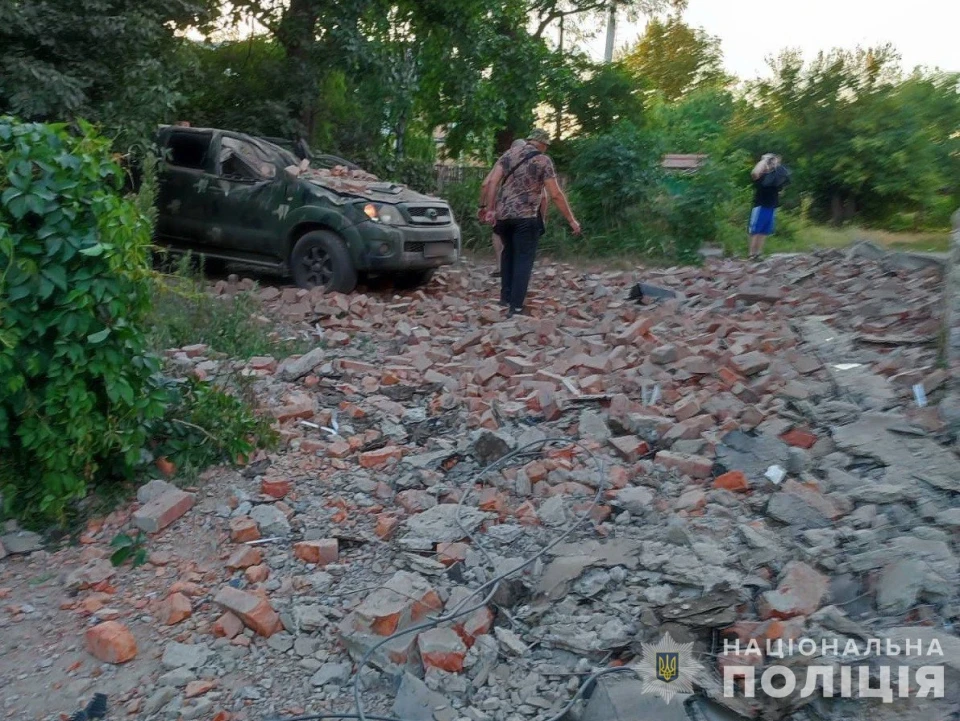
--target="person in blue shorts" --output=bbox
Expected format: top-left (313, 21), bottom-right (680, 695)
top-left (749, 153), bottom-right (790, 261)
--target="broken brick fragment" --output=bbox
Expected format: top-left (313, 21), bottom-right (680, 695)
top-left (417, 627), bottom-right (467, 673)
top-left (157, 592), bottom-right (192, 625)
top-left (85, 621), bottom-right (137, 664)
top-left (260, 477), bottom-right (291, 499)
top-left (359, 445), bottom-right (404, 468)
top-left (213, 586), bottom-right (283, 637)
top-left (780, 428), bottom-right (818, 449)
top-left (294, 539), bottom-right (339, 566)
top-left (226, 545), bottom-right (262, 570)
top-left (229, 517), bottom-right (260, 543)
top-left (714, 470), bottom-right (749, 493)
top-left (212, 612), bottom-right (244, 639)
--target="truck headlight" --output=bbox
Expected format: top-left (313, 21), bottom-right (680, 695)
top-left (362, 203), bottom-right (404, 225)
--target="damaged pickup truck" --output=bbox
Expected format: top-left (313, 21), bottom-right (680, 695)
top-left (153, 125), bottom-right (461, 292)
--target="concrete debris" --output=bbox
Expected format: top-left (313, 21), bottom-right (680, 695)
top-left (1, 251), bottom-right (957, 721)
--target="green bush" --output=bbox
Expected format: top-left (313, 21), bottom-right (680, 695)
top-left (568, 122), bottom-right (664, 229)
top-left (0, 118), bottom-right (167, 521)
top-left (148, 255), bottom-right (311, 360)
top-left (148, 375), bottom-right (277, 478)
top-left (440, 175), bottom-right (487, 250)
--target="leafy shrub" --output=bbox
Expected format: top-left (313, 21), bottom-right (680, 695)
top-left (148, 375), bottom-right (277, 478)
top-left (440, 175), bottom-right (487, 249)
top-left (0, 118), bottom-right (167, 521)
top-left (568, 122), bottom-right (664, 228)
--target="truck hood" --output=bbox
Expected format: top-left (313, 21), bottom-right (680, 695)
top-left (301, 172), bottom-right (446, 206)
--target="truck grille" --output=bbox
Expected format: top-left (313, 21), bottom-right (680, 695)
top-left (404, 242), bottom-right (425, 253)
top-left (405, 205), bottom-right (452, 225)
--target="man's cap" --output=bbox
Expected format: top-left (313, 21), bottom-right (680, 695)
top-left (527, 128), bottom-right (552, 145)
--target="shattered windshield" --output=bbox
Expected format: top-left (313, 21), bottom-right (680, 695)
top-left (222, 136), bottom-right (298, 176)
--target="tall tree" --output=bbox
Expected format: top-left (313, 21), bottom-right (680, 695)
top-left (0, 0), bottom-right (218, 144)
top-left (622, 16), bottom-right (727, 101)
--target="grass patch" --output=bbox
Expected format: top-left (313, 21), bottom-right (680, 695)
top-left (770, 225), bottom-right (951, 254)
top-left (147, 254), bottom-right (314, 359)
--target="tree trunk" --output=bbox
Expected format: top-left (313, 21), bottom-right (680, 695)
top-left (830, 192), bottom-right (843, 226)
top-left (276, 0), bottom-right (321, 136)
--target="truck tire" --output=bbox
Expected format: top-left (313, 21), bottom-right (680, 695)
top-left (393, 268), bottom-right (435, 290)
top-left (290, 230), bottom-right (357, 292)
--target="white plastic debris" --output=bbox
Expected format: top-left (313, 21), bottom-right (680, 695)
top-left (913, 383), bottom-right (928, 408)
top-left (831, 363), bottom-right (863, 371)
top-left (765, 465), bottom-right (787, 485)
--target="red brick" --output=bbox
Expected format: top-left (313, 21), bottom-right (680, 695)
top-left (714, 470), bottom-right (749, 493)
top-left (245, 564), bottom-right (269, 583)
top-left (294, 539), bottom-right (339, 566)
top-left (672, 395), bottom-right (701, 422)
top-left (213, 586), bottom-right (283, 637)
top-left (226, 546), bottom-right (262, 570)
top-left (85, 621), bottom-right (137, 664)
top-left (157, 592), bottom-right (192, 625)
top-left (185, 680), bottom-right (217, 699)
top-left (523, 461), bottom-right (548, 483)
top-left (417, 627), bottom-right (467, 673)
top-left (229, 517), bottom-right (260, 543)
top-left (132, 489), bottom-right (195, 534)
top-left (608, 436), bottom-right (649, 463)
top-left (212, 612), bottom-right (244, 639)
top-left (375, 514), bottom-right (401, 539)
top-left (327, 439), bottom-right (352, 458)
top-left (780, 429), bottom-right (818, 449)
top-left (758, 562), bottom-right (828, 620)
top-left (359, 445), bottom-right (404, 469)
top-left (613, 317), bottom-right (654, 345)
top-left (272, 393), bottom-right (315, 422)
top-left (260, 477), bottom-right (291, 499)
top-left (655, 451), bottom-right (713, 479)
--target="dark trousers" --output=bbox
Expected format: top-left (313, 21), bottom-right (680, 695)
top-left (497, 217), bottom-right (539, 312)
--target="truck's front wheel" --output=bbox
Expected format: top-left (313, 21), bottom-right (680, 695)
top-left (290, 230), bottom-right (357, 293)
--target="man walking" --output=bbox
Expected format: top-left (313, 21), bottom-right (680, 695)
top-left (748, 153), bottom-right (790, 261)
top-left (483, 129), bottom-right (580, 316)
top-left (479, 139), bottom-right (524, 277)
top-left (480, 140), bottom-right (549, 278)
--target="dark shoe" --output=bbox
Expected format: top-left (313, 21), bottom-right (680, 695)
top-left (507, 307), bottom-right (525, 317)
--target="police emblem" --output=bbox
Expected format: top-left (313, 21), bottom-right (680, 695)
top-left (635, 632), bottom-right (704, 703)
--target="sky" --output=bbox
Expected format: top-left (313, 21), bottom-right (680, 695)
top-left (584, 0), bottom-right (960, 78)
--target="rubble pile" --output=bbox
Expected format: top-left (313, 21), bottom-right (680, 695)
top-left (1, 247), bottom-right (959, 721)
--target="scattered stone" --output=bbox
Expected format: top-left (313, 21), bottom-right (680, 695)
top-left (161, 642), bottom-right (210, 670)
top-left (294, 539), bottom-right (339, 566)
top-left (249, 503), bottom-right (291, 537)
top-left (85, 621), bottom-right (137, 664)
top-left (213, 586), bottom-right (283, 637)
top-left (133, 489), bottom-right (196, 533)
top-left (277, 347), bottom-right (326, 381)
top-left (758, 562), bottom-right (828, 619)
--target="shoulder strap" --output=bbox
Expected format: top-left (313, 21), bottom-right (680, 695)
top-left (501, 149), bottom-right (542, 188)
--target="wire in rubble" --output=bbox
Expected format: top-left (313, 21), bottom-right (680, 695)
top-left (268, 436), bottom-right (618, 721)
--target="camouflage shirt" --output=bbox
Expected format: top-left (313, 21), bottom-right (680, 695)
top-left (494, 143), bottom-right (556, 220)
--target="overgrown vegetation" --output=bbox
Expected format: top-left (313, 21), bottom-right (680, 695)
top-left (2, 2), bottom-right (955, 262)
top-left (148, 255), bottom-right (311, 360)
top-left (0, 118), bottom-right (275, 525)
